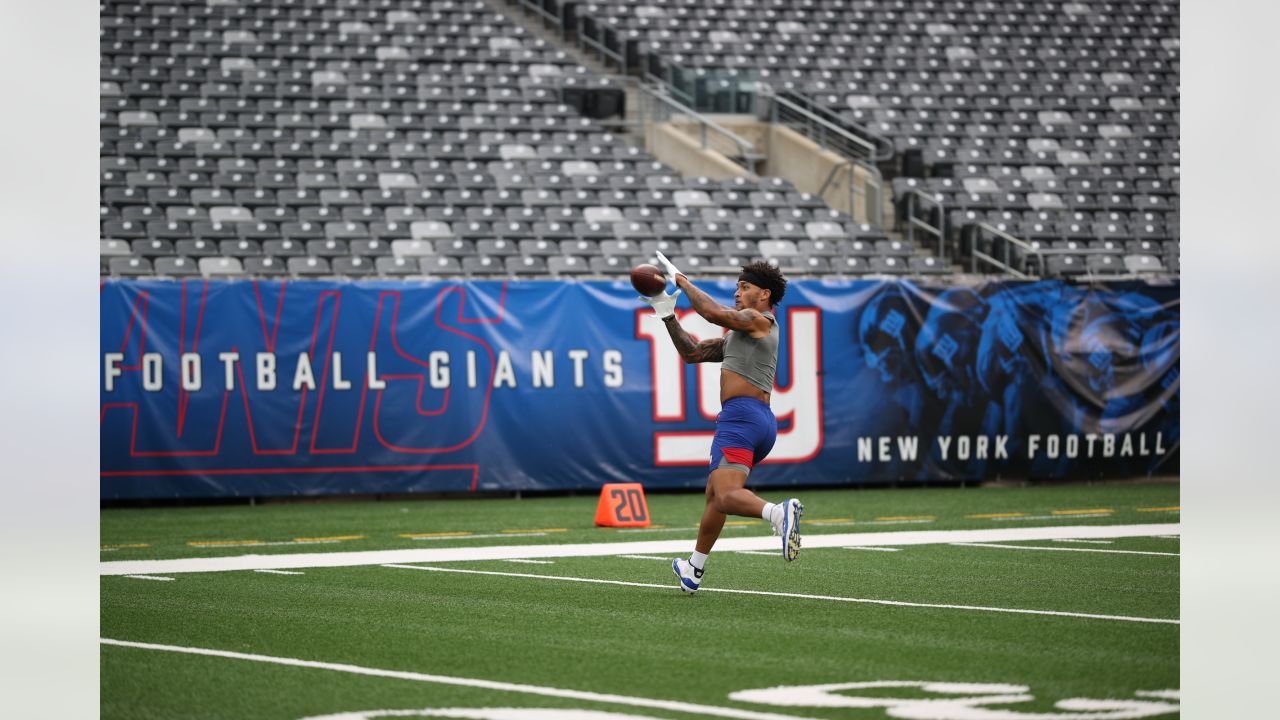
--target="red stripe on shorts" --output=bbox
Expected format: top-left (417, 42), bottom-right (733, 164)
top-left (720, 447), bottom-right (754, 469)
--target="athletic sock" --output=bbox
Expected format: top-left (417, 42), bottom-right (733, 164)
top-left (689, 551), bottom-right (708, 571)
top-left (761, 502), bottom-right (778, 523)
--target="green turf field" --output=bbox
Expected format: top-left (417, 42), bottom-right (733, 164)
top-left (101, 483), bottom-right (1180, 719)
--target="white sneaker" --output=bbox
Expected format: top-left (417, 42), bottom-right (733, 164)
top-left (780, 498), bottom-right (803, 561)
top-left (672, 558), bottom-right (703, 594)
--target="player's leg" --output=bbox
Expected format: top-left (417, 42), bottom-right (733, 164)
top-left (693, 465), bottom-right (761, 554)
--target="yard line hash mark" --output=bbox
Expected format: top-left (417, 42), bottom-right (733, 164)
top-left (384, 565), bottom-right (1179, 625)
top-left (100, 638), bottom-right (823, 720)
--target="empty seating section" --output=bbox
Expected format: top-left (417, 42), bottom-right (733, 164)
top-left (556, 0), bottom-right (1179, 277)
top-left (102, 0), bottom-right (1176, 279)
top-left (98, 0), bottom-right (933, 279)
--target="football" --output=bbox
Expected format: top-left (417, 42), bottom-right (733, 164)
top-left (630, 263), bottom-right (668, 297)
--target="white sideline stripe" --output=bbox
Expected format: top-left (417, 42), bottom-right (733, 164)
top-left (100, 638), bottom-right (821, 720)
top-left (952, 542), bottom-right (1180, 557)
top-left (124, 575), bottom-right (174, 582)
top-left (254, 569), bottom-right (305, 575)
top-left (618, 555), bottom-right (671, 561)
top-left (384, 565), bottom-right (1179, 625)
top-left (100, 523), bottom-right (1179, 576)
top-left (843, 546), bottom-right (900, 552)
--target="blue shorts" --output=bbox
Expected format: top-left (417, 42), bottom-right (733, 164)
top-left (709, 397), bottom-right (778, 475)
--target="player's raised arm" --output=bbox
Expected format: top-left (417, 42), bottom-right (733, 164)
top-left (655, 252), bottom-right (772, 335)
top-left (638, 278), bottom-right (725, 364)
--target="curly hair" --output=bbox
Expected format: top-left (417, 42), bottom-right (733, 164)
top-left (741, 260), bottom-right (787, 307)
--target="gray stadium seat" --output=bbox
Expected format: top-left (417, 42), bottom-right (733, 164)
top-left (332, 256), bottom-right (375, 278)
top-left (464, 256), bottom-right (507, 276)
top-left (1124, 254), bottom-right (1167, 274)
top-left (288, 256), bottom-right (331, 277)
top-left (199, 256), bottom-right (243, 278)
top-left (548, 256), bottom-right (590, 276)
top-left (376, 257), bottom-right (419, 277)
top-left (109, 257), bottom-right (152, 277)
top-left (154, 256), bottom-right (200, 277)
top-left (243, 257), bottom-right (286, 277)
top-left (421, 256), bottom-right (463, 275)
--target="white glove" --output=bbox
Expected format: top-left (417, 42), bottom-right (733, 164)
top-left (654, 250), bottom-right (685, 285)
top-left (640, 287), bottom-right (682, 319)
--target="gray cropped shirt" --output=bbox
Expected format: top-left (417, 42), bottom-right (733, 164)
top-left (721, 311), bottom-right (779, 393)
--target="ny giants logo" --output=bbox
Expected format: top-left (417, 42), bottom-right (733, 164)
top-left (636, 306), bottom-right (823, 467)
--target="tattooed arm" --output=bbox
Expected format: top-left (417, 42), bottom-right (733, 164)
top-left (661, 315), bottom-right (725, 363)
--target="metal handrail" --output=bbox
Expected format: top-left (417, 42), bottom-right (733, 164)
top-left (818, 158), bottom-right (885, 227)
top-left (971, 222), bottom-right (1120, 276)
top-left (904, 189), bottom-right (945, 260)
top-left (511, 0), bottom-right (565, 41)
top-left (639, 83), bottom-right (760, 169)
top-left (576, 14), bottom-right (628, 73)
top-left (762, 87), bottom-right (894, 162)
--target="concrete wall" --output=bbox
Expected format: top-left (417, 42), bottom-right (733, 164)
top-left (764, 125), bottom-right (876, 224)
top-left (643, 117), bottom-right (883, 226)
top-left (645, 121), bottom-right (752, 180)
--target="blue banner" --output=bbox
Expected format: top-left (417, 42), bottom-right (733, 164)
top-left (100, 278), bottom-right (1179, 499)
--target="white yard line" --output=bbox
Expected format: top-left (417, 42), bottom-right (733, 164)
top-left (1051, 539), bottom-right (1114, 544)
top-left (733, 550), bottom-right (781, 557)
top-left (952, 543), bottom-right (1179, 557)
top-left (100, 523), bottom-right (1179, 576)
top-left (842, 547), bottom-right (900, 552)
top-left (100, 638), bottom-right (822, 720)
top-left (383, 565), bottom-right (1178, 625)
top-left (123, 575), bottom-right (174, 582)
top-left (504, 559), bottom-right (555, 565)
top-left (617, 555), bottom-right (672, 561)
top-left (254, 569), bottom-right (305, 576)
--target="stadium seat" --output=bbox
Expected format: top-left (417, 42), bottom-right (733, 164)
top-left (288, 256), bottom-right (331, 277)
top-left (421, 256), bottom-right (464, 275)
top-left (1124, 254), bottom-right (1167, 274)
top-left (832, 256), bottom-right (871, 274)
top-left (153, 256), bottom-right (200, 278)
top-left (200, 257), bottom-right (243, 277)
top-left (909, 256), bottom-right (950, 274)
top-left (464, 256), bottom-right (507, 276)
top-left (332, 256), bottom-right (375, 278)
top-left (375, 257), bottom-right (418, 277)
top-left (1045, 256), bottom-right (1087, 277)
top-left (869, 256), bottom-right (909, 275)
top-left (548, 256), bottom-right (589, 276)
top-left (109, 257), bottom-right (152, 277)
